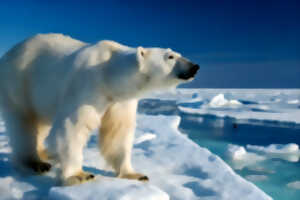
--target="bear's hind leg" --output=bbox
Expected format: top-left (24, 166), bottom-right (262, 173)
top-left (4, 109), bottom-right (51, 173)
top-left (99, 99), bottom-right (149, 182)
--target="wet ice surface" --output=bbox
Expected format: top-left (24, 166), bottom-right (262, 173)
top-left (140, 88), bottom-right (300, 200)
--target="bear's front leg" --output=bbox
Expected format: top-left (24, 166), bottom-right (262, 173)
top-left (47, 105), bottom-right (101, 185)
top-left (99, 99), bottom-right (149, 182)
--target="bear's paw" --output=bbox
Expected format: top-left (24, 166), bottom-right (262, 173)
top-left (64, 171), bottom-right (95, 186)
top-left (119, 172), bottom-right (149, 182)
top-left (25, 160), bottom-right (52, 174)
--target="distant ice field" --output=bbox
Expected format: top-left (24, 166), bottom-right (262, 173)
top-left (149, 88), bottom-right (300, 124)
top-left (139, 88), bottom-right (300, 200)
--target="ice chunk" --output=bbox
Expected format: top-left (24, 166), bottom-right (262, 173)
top-left (226, 144), bottom-right (266, 170)
top-left (208, 94), bottom-right (242, 108)
top-left (246, 143), bottom-right (300, 162)
top-left (227, 144), bottom-right (247, 160)
top-left (229, 99), bottom-right (243, 105)
top-left (245, 175), bottom-right (268, 182)
top-left (287, 181), bottom-right (300, 190)
top-left (209, 94), bottom-right (228, 107)
top-left (0, 120), bottom-right (5, 133)
top-left (287, 99), bottom-right (299, 104)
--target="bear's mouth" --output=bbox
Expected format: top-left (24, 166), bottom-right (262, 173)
top-left (177, 64), bottom-right (199, 80)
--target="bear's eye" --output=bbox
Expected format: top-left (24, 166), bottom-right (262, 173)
top-left (168, 55), bottom-right (174, 59)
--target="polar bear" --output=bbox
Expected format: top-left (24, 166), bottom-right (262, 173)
top-left (0, 34), bottom-right (199, 185)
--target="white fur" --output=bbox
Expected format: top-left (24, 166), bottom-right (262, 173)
top-left (0, 34), bottom-right (194, 184)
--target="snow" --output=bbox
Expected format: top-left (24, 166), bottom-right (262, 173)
top-left (0, 112), bottom-right (271, 200)
top-left (132, 115), bottom-right (271, 200)
top-left (49, 178), bottom-right (169, 200)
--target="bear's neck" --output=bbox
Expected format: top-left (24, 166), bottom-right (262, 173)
top-left (101, 72), bottom-right (151, 102)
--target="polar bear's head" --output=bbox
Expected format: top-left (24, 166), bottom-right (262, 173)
top-left (136, 47), bottom-right (199, 90)
top-left (90, 41), bottom-right (199, 99)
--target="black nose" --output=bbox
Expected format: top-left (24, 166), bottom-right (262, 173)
top-left (177, 63), bottom-right (200, 80)
top-left (190, 64), bottom-right (200, 74)
top-left (192, 64), bottom-right (200, 71)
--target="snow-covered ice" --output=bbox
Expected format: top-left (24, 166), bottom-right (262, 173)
top-left (0, 112), bottom-right (271, 199)
top-left (49, 178), bottom-right (169, 200)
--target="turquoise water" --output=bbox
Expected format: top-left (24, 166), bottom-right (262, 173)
top-left (139, 99), bottom-right (300, 200)
top-left (179, 116), bottom-right (300, 200)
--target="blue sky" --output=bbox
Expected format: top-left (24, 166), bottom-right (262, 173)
top-left (0, 0), bottom-right (299, 88)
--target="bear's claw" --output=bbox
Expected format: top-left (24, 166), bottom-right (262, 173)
top-left (138, 176), bottom-right (149, 182)
top-left (119, 172), bottom-right (149, 182)
top-left (26, 160), bottom-right (52, 173)
top-left (64, 171), bottom-right (95, 186)
top-left (86, 174), bottom-right (95, 180)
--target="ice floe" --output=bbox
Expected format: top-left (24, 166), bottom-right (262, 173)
top-left (0, 114), bottom-right (271, 200)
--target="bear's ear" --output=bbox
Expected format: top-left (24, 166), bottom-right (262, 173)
top-left (137, 46), bottom-right (147, 59)
top-left (137, 46), bottom-right (148, 72)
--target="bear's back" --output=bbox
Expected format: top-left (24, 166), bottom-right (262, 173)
top-left (0, 34), bottom-right (87, 112)
top-left (0, 33), bottom-right (87, 71)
